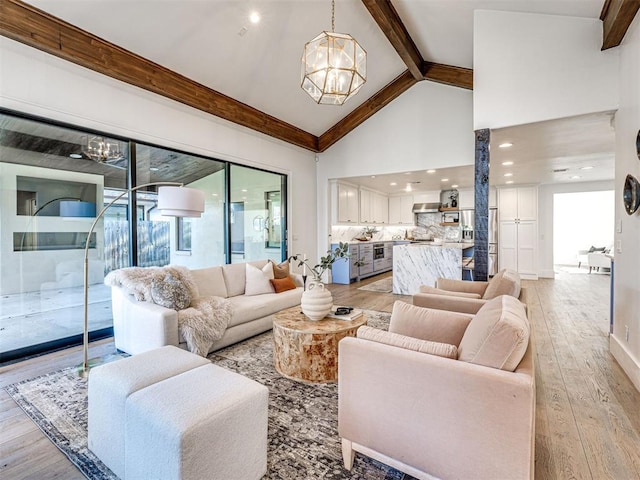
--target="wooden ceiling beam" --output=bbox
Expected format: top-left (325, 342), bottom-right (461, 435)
top-left (318, 70), bottom-right (417, 152)
top-left (600, 0), bottom-right (640, 50)
top-left (361, 0), bottom-right (424, 80)
top-left (423, 62), bottom-right (473, 90)
top-left (0, 0), bottom-right (319, 151)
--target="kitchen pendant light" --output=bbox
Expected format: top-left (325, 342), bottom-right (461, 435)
top-left (301, 0), bottom-right (366, 105)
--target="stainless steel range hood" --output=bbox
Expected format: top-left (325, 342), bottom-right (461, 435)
top-left (412, 202), bottom-right (440, 213)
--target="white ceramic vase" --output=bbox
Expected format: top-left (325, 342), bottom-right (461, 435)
top-left (301, 279), bottom-right (333, 321)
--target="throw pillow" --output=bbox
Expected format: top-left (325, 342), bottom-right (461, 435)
top-left (270, 260), bottom-right (290, 279)
top-left (357, 326), bottom-right (458, 359)
top-left (150, 273), bottom-right (191, 310)
top-left (389, 301), bottom-right (472, 346)
top-left (270, 276), bottom-right (297, 293)
top-left (245, 262), bottom-right (275, 296)
top-left (458, 295), bottom-right (530, 371)
top-left (482, 268), bottom-right (521, 300)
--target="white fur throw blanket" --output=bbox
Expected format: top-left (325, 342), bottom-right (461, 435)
top-left (105, 265), bottom-right (231, 356)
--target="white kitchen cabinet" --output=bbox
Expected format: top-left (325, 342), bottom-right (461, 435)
top-left (499, 186), bottom-right (537, 221)
top-left (359, 188), bottom-right (372, 223)
top-left (374, 192), bottom-right (389, 224)
top-left (457, 189), bottom-right (474, 209)
top-left (360, 188), bottom-right (388, 225)
top-left (333, 182), bottom-right (359, 224)
top-left (498, 186), bottom-right (538, 278)
top-left (389, 195), bottom-right (414, 225)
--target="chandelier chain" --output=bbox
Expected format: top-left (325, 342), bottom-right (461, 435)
top-left (331, 0), bottom-right (335, 32)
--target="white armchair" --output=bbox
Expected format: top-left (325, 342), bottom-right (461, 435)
top-left (588, 252), bottom-right (612, 273)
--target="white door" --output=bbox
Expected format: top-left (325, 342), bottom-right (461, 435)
top-left (499, 221), bottom-right (518, 271)
top-left (516, 220), bottom-right (537, 274)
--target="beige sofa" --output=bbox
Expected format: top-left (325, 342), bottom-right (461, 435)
top-left (338, 296), bottom-right (535, 480)
top-left (412, 268), bottom-right (526, 315)
top-left (108, 260), bottom-right (303, 355)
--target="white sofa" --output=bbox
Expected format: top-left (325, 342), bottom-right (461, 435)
top-left (109, 260), bottom-right (303, 355)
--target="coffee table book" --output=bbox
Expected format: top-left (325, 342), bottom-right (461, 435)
top-left (326, 306), bottom-right (363, 321)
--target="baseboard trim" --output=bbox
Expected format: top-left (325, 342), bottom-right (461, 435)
top-left (539, 269), bottom-right (555, 279)
top-left (610, 334), bottom-right (640, 393)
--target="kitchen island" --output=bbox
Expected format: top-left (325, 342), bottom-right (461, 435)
top-left (392, 242), bottom-right (474, 295)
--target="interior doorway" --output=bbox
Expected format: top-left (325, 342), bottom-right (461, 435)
top-left (553, 190), bottom-right (614, 272)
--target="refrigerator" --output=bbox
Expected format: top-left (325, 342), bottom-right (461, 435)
top-left (460, 208), bottom-right (498, 277)
top-left (488, 208), bottom-right (498, 277)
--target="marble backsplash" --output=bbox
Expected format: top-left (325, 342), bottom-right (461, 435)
top-left (331, 214), bottom-right (461, 243)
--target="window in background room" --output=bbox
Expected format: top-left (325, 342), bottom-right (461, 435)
top-left (553, 190), bottom-right (615, 268)
top-left (177, 217), bottom-right (192, 252)
top-left (230, 165), bottom-right (287, 264)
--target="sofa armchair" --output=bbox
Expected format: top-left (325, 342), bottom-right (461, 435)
top-left (412, 268), bottom-right (525, 315)
top-left (338, 296), bottom-right (535, 480)
top-left (107, 259), bottom-right (303, 356)
top-left (587, 252), bottom-right (612, 273)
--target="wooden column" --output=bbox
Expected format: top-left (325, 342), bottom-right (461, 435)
top-left (474, 129), bottom-right (490, 282)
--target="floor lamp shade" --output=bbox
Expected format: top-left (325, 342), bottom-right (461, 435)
top-left (157, 186), bottom-right (205, 217)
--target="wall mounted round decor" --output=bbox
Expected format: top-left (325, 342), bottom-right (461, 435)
top-left (623, 174), bottom-right (640, 215)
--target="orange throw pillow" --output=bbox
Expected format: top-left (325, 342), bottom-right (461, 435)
top-left (270, 276), bottom-right (297, 293)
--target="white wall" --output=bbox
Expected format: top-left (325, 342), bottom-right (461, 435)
top-left (0, 38), bottom-right (318, 274)
top-left (537, 181), bottom-right (615, 277)
top-left (474, 10), bottom-right (619, 130)
top-left (610, 15), bottom-right (640, 392)
top-left (318, 81), bottom-right (474, 262)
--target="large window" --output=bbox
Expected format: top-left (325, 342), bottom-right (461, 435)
top-left (230, 165), bottom-right (286, 263)
top-left (0, 110), bottom-right (287, 362)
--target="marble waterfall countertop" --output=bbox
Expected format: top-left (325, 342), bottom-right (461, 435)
top-left (392, 243), bottom-right (473, 295)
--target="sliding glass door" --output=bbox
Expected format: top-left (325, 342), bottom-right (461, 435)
top-left (0, 110), bottom-right (288, 362)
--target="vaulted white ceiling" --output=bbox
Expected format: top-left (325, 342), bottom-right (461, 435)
top-left (22, 0), bottom-right (615, 189)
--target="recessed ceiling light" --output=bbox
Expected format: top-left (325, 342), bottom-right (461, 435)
top-left (504, 173), bottom-right (513, 177)
top-left (571, 175), bottom-right (581, 179)
top-left (506, 180), bottom-right (514, 184)
top-left (405, 184), bottom-right (412, 192)
top-left (404, 172), bottom-right (412, 175)
top-left (212, 193), bottom-right (218, 196)
top-left (502, 161), bottom-right (514, 166)
top-left (499, 142), bottom-right (513, 148)
top-left (426, 169), bottom-right (436, 174)
top-left (580, 166), bottom-right (594, 170)
top-left (390, 182), bottom-right (397, 186)
top-left (451, 184), bottom-right (459, 188)
top-left (242, 189), bottom-right (247, 192)
top-left (370, 175), bottom-right (376, 178)
top-left (249, 11), bottom-right (260, 24)
top-left (149, 167), bottom-right (159, 171)
top-left (69, 153), bottom-right (83, 159)
top-left (441, 178), bottom-right (449, 182)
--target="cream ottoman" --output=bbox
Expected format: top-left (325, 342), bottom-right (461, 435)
top-left (88, 346), bottom-right (209, 479)
top-left (125, 363), bottom-right (269, 480)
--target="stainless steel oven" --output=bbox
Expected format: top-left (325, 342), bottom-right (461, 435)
top-left (373, 243), bottom-right (384, 260)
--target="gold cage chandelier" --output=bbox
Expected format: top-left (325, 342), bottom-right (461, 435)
top-left (301, 0), bottom-right (366, 105)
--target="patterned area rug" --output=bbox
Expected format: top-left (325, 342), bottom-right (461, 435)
top-left (357, 277), bottom-right (393, 293)
top-left (6, 310), bottom-right (413, 480)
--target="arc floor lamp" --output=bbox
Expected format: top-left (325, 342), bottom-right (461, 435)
top-left (78, 182), bottom-right (205, 377)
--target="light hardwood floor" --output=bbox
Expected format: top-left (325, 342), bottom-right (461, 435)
top-left (1, 270), bottom-right (639, 479)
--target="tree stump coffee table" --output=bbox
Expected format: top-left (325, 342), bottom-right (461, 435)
top-left (273, 306), bottom-right (367, 384)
